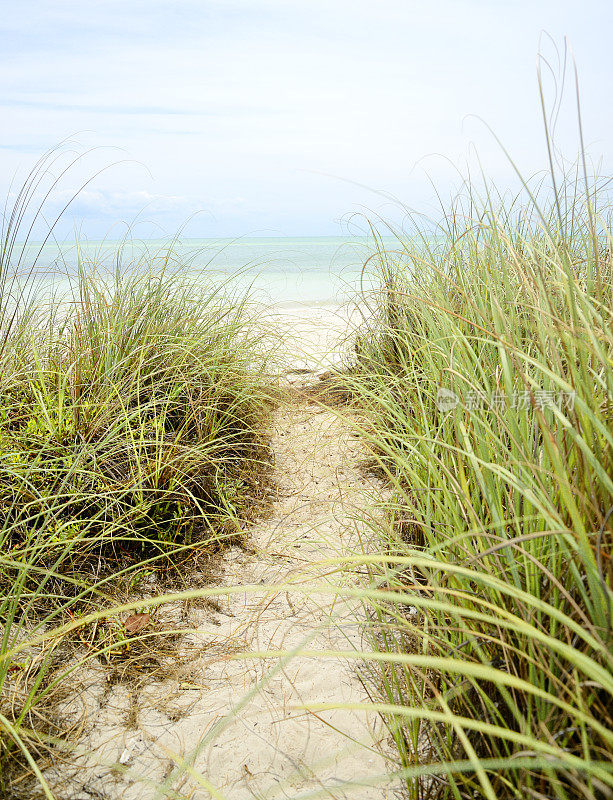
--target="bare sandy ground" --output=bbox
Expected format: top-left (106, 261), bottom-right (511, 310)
top-left (270, 302), bottom-right (364, 372)
top-left (44, 306), bottom-right (396, 800)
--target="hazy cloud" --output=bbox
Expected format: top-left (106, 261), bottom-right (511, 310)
top-left (0, 0), bottom-right (610, 237)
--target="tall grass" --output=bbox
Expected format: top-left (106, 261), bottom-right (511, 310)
top-left (0, 154), bottom-right (276, 797)
top-left (345, 166), bottom-right (613, 798)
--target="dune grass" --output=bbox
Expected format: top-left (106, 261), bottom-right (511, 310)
top-left (0, 157), bottom-right (277, 797)
top-left (343, 165), bottom-right (613, 799)
top-left (2, 96), bottom-right (612, 799)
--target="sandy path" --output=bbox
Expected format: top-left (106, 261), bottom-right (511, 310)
top-left (49, 400), bottom-right (394, 800)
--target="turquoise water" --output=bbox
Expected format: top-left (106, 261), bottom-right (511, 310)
top-left (15, 236), bottom-right (392, 307)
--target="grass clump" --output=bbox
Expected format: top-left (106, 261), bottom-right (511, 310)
top-left (347, 171), bottom-right (613, 798)
top-left (0, 154), bottom-right (276, 797)
top-left (1, 267), bottom-right (273, 582)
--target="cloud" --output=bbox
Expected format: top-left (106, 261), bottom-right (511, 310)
top-left (40, 189), bottom-right (246, 221)
top-left (56, 189), bottom-right (191, 217)
top-left (0, 1), bottom-right (610, 237)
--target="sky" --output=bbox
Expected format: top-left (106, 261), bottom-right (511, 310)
top-left (0, 0), bottom-right (610, 239)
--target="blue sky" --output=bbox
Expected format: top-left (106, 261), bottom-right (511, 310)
top-left (0, 0), bottom-right (610, 239)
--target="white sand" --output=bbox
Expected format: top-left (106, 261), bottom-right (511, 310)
top-left (270, 302), bottom-right (366, 372)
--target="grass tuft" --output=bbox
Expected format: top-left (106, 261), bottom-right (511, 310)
top-left (0, 154), bottom-right (277, 797)
top-left (345, 165), bottom-right (612, 798)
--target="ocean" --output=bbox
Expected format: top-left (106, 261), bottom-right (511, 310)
top-left (15, 235), bottom-right (392, 308)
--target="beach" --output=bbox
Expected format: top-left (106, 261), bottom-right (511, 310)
top-left (272, 301), bottom-right (364, 372)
